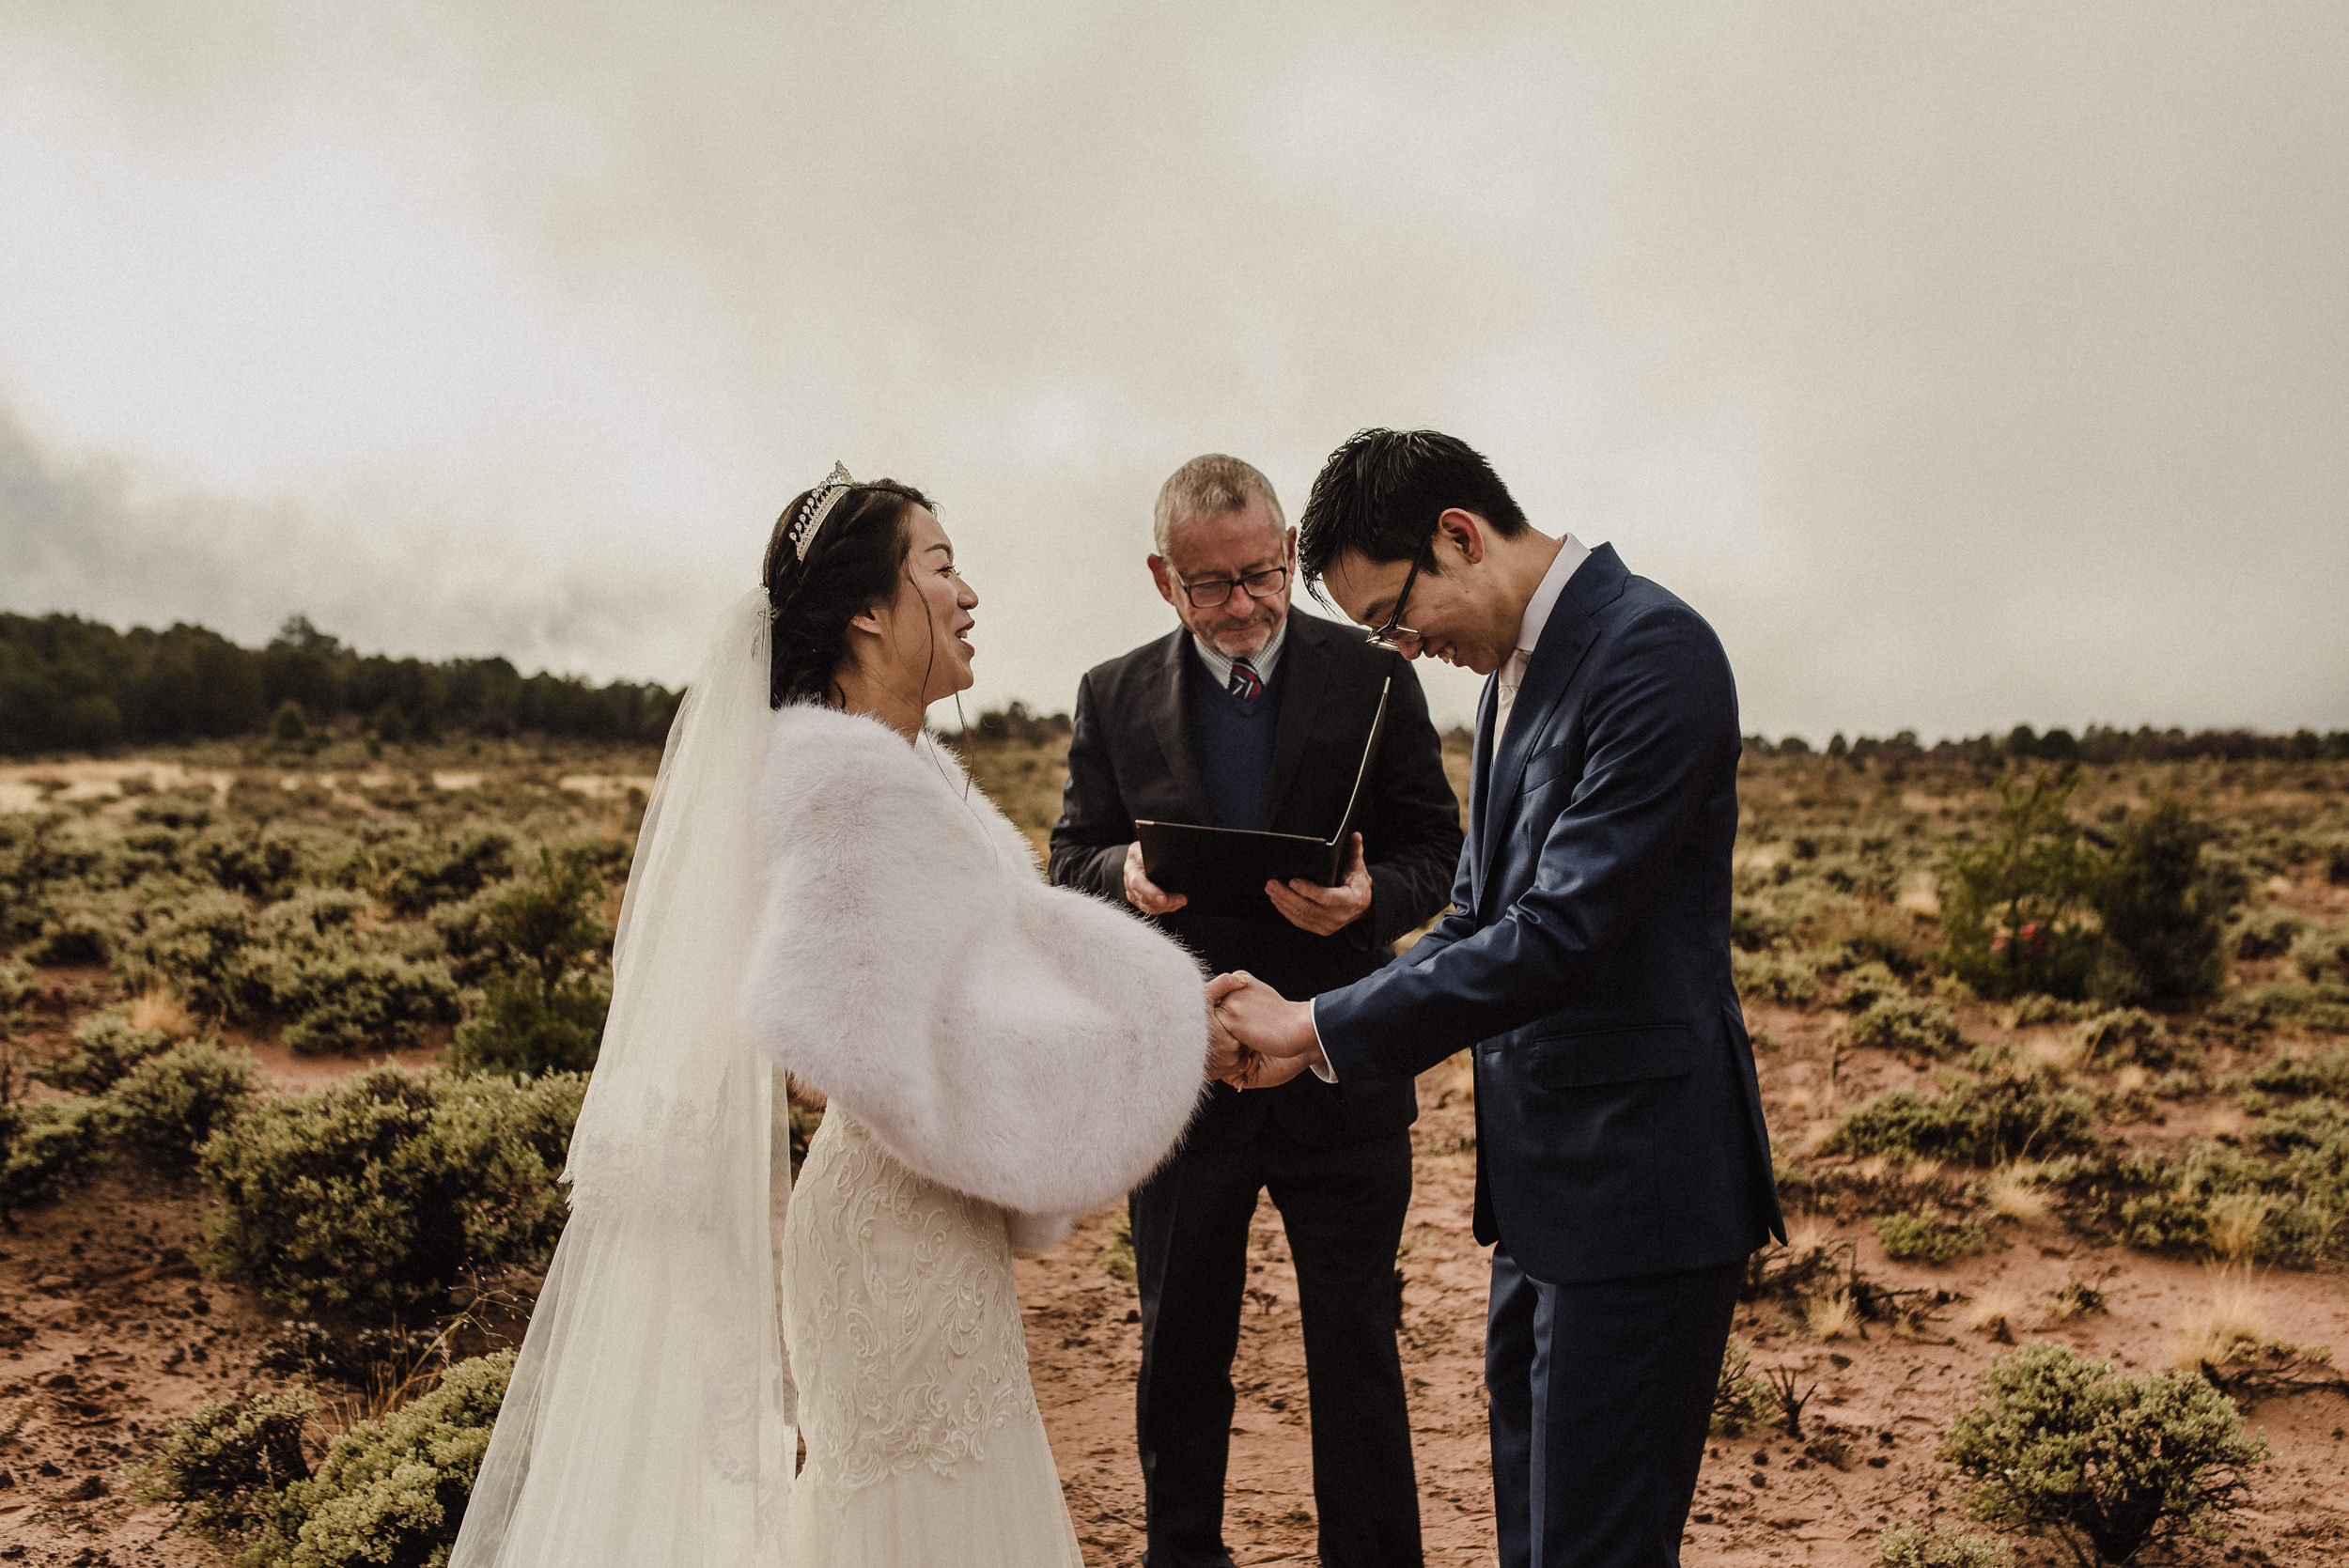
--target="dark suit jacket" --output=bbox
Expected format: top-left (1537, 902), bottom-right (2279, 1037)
top-left (1050, 611), bottom-right (1464, 1149)
top-left (1315, 546), bottom-right (1784, 1282)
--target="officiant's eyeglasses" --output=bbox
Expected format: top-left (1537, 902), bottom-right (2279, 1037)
top-left (1175, 565), bottom-right (1289, 610)
top-left (1363, 532), bottom-right (1434, 651)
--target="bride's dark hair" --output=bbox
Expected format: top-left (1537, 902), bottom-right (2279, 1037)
top-left (761, 478), bottom-right (937, 709)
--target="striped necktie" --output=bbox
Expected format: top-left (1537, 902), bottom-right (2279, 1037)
top-left (1228, 658), bottom-right (1263, 702)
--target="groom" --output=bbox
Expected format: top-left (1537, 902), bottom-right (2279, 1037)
top-left (1214, 429), bottom-right (1784, 1568)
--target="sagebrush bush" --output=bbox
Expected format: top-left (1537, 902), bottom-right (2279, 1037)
top-left (1840, 995), bottom-right (1967, 1058)
top-left (376, 828), bottom-right (517, 918)
top-left (2073, 1008), bottom-right (2188, 1070)
top-left (1733, 949), bottom-right (1820, 1008)
top-left (0, 1094), bottom-right (109, 1224)
top-left (148, 1353), bottom-right (512, 1568)
top-left (117, 888), bottom-right (262, 1017)
top-left (0, 955), bottom-right (33, 1032)
top-left (2090, 800), bottom-right (2232, 1004)
top-left (1827, 1063), bottom-right (2096, 1167)
top-left (1877, 1524), bottom-right (2013, 1568)
top-left (29, 1005), bottom-right (171, 1093)
top-left (1874, 1205), bottom-right (1986, 1264)
top-left (2248, 1045), bottom-right (2349, 1098)
top-left (2208, 979), bottom-right (2349, 1036)
top-left (199, 1064), bottom-right (585, 1317)
top-left (2290, 922), bottom-right (2349, 984)
top-left (106, 1039), bottom-right (262, 1171)
top-left (1940, 1341), bottom-right (2264, 1564)
top-left (274, 952), bottom-right (461, 1056)
top-left (2232, 906), bottom-right (2307, 961)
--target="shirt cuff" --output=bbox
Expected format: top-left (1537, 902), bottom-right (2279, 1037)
top-left (1308, 997), bottom-right (1337, 1083)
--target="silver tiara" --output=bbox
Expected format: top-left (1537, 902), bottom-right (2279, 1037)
top-left (788, 461), bottom-right (857, 561)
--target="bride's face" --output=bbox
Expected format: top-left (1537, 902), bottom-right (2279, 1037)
top-left (856, 505), bottom-right (980, 706)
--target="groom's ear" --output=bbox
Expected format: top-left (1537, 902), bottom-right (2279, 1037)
top-left (1438, 508), bottom-right (1487, 569)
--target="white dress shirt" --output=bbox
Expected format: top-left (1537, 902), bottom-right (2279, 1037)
top-left (1190, 616), bottom-right (1289, 691)
top-left (1306, 534), bottom-right (1590, 1082)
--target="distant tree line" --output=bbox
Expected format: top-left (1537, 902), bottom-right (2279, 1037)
top-left (0, 613), bottom-right (679, 756)
top-left (1747, 722), bottom-right (2349, 766)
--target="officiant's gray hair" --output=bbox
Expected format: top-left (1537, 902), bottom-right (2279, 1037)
top-left (1152, 454), bottom-right (1286, 555)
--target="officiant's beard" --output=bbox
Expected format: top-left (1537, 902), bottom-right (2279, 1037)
top-left (1190, 600), bottom-right (1283, 661)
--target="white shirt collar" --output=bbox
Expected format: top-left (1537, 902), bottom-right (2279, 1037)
top-left (1190, 614), bottom-right (1289, 689)
top-left (1514, 534), bottom-right (1590, 656)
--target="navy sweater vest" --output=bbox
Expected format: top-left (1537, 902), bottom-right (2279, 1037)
top-left (1189, 649), bottom-right (1282, 831)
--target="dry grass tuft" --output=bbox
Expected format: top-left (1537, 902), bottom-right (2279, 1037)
top-left (2167, 1267), bottom-right (2269, 1370)
top-left (1853, 1155), bottom-right (1892, 1183)
top-left (2204, 1105), bottom-right (2248, 1142)
top-left (1983, 1165), bottom-right (2051, 1225)
top-left (2114, 1063), bottom-right (2150, 1095)
top-left (1783, 1215), bottom-right (1836, 1257)
top-left (2204, 1193), bottom-right (2273, 1261)
top-left (1801, 1121), bottom-right (1839, 1155)
top-left (1904, 1157), bottom-right (1943, 1187)
top-left (1803, 1290), bottom-right (1859, 1341)
top-left (1781, 1084), bottom-right (1816, 1118)
top-left (127, 989), bottom-right (194, 1038)
top-left (1965, 1288), bottom-right (2025, 1342)
top-left (2042, 1280), bottom-right (2108, 1321)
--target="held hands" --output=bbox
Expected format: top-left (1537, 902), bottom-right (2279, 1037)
top-left (1265, 832), bottom-right (1371, 936)
top-left (1124, 840), bottom-right (1188, 916)
top-left (1205, 971), bottom-right (1325, 1091)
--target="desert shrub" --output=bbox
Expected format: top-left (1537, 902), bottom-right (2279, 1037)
top-left (1841, 995), bottom-right (1968, 1058)
top-left (377, 828), bottom-right (517, 918)
top-left (25, 901), bottom-right (131, 966)
top-left (1711, 1333), bottom-right (1776, 1434)
top-left (1827, 1064), bottom-right (2096, 1167)
top-left (1939, 768), bottom-right (2104, 1001)
top-left (2090, 801), bottom-right (2232, 1003)
top-left (29, 1005), bottom-right (170, 1093)
top-left (271, 1350), bottom-right (512, 1567)
top-left (1939, 1341), bottom-right (2264, 1564)
top-left (2290, 921), bottom-right (2349, 984)
top-left (117, 888), bottom-right (263, 1017)
top-left (2208, 979), bottom-right (2349, 1036)
top-left (2073, 1008), bottom-right (2190, 1071)
top-left (2063, 1110), bottom-right (2347, 1266)
top-left (1733, 949), bottom-right (1820, 1008)
top-left (446, 848), bottom-right (613, 1076)
top-left (0, 956), bottom-right (33, 1034)
top-left (276, 953), bottom-right (462, 1056)
top-left (143, 1387), bottom-right (317, 1542)
top-left (106, 1040), bottom-right (262, 1171)
top-left (1813, 912), bottom-right (1927, 978)
top-left (1828, 959), bottom-right (1906, 1012)
top-left (1874, 1205), bottom-right (1986, 1264)
top-left (2232, 906), bottom-right (2307, 961)
top-left (199, 1065), bottom-right (585, 1317)
top-left (149, 1354), bottom-right (512, 1568)
top-left (1877, 1524), bottom-right (2013, 1568)
top-left (0, 1094), bottom-right (109, 1225)
top-left (1730, 894), bottom-right (1792, 952)
top-left (2247, 1045), bottom-right (2349, 1098)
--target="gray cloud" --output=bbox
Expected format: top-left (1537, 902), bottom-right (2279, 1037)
top-left (2, 2), bottom-right (2343, 736)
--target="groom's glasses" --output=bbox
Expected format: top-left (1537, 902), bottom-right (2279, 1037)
top-left (1363, 532), bottom-right (1434, 651)
top-left (1176, 565), bottom-right (1289, 610)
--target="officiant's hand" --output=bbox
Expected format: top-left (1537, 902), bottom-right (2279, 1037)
top-left (1124, 841), bottom-right (1189, 915)
top-left (1208, 970), bottom-right (1324, 1089)
top-left (1266, 832), bottom-right (1370, 935)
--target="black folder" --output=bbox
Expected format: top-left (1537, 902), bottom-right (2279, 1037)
top-left (1135, 677), bottom-right (1392, 923)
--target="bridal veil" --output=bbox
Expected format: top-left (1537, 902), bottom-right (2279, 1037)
top-left (451, 588), bottom-right (794, 1568)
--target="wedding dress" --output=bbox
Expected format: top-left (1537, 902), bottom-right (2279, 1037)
top-left (452, 591), bottom-right (1208, 1568)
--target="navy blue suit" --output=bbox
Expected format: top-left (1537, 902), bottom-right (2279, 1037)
top-left (1315, 544), bottom-right (1782, 1568)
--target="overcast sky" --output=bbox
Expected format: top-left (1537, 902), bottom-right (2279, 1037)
top-left (3, 2), bottom-right (2343, 739)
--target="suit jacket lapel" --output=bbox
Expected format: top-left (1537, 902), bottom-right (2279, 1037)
top-left (1259, 614), bottom-right (1332, 831)
top-left (1468, 672), bottom-right (1496, 912)
top-left (1144, 630), bottom-right (1212, 818)
top-left (1472, 545), bottom-right (1627, 902)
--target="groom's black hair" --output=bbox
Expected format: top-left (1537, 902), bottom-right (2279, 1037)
top-left (1296, 428), bottom-right (1528, 591)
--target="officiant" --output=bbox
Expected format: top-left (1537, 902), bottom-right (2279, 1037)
top-left (1050, 455), bottom-right (1462, 1568)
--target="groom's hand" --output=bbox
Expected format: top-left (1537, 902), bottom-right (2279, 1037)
top-left (1124, 841), bottom-right (1189, 916)
top-left (1209, 971), bottom-right (1324, 1089)
top-left (1266, 832), bottom-right (1370, 935)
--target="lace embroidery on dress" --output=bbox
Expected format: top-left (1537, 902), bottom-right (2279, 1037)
top-left (783, 1110), bottom-right (1038, 1495)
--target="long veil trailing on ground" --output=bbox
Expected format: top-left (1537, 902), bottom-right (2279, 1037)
top-left (451, 588), bottom-right (794, 1568)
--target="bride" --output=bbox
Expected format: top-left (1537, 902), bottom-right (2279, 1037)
top-left (451, 466), bottom-right (1225, 1567)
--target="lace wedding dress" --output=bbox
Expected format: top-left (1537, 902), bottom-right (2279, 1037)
top-left (783, 1110), bottom-right (1085, 1565)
